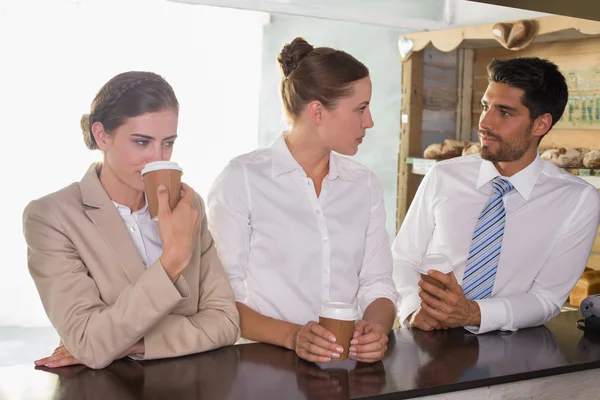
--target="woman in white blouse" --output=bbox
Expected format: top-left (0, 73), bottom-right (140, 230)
top-left (207, 37), bottom-right (398, 363)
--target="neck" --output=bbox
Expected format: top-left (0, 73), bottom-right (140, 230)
top-left (98, 162), bottom-right (145, 212)
top-left (285, 126), bottom-right (330, 178)
top-left (493, 147), bottom-right (538, 177)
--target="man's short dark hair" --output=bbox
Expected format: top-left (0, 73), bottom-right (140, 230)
top-left (487, 57), bottom-right (568, 136)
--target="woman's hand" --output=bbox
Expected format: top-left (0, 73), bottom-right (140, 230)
top-left (292, 321), bottom-right (345, 363)
top-left (157, 182), bottom-right (201, 282)
top-left (34, 339), bottom-right (145, 368)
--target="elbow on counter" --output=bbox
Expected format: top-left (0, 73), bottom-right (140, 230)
top-left (69, 347), bottom-right (116, 370)
top-left (222, 307), bottom-right (242, 345)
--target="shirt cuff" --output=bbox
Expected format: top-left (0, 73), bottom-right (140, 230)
top-left (464, 297), bottom-right (511, 334)
top-left (398, 292), bottom-right (421, 327)
top-left (230, 279), bottom-right (248, 303)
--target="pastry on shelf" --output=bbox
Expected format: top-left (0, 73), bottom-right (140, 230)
top-left (583, 150), bottom-right (600, 168)
top-left (540, 148), bottom-right (587, 168)
top-left (423, 139), bottom-right (464, 160)
top-left (570, 268), bottom-right (600, 307)
top-left (462, 141), bottom-right (481, 156)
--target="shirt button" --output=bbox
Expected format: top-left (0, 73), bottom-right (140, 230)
top-left (323, 237), bottom-right (328, 242)
top-left (315, 209), bottom-right (321, 215)
top-left (130, 226), bottom-right (136, 232)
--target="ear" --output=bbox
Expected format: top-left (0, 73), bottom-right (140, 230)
top-left (306, 100), bottom-right (324, 126)
top-left (91, 122), bottom-right (112, 151)
top-left (531, 113), bottom-right (552, 139)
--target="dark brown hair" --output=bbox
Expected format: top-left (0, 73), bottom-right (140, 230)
top-left (487, 57), bottom-right (568, 138)
top-left (81, 71), bottom-right (179, 150)
top-left (277, 37), bottom-right (369, 121)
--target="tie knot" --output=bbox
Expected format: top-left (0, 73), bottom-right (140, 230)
top-left (492, 177), bottom-right (514, 196)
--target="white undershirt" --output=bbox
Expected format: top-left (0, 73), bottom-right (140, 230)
top-left (112, 200), bottom-right (163, 268)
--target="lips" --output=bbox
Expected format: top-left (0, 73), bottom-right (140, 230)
top-left (479, 130), bottom-right (500, 145)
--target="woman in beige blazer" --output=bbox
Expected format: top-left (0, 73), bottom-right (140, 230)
top-left (23, 71), bottom-right (240, 369)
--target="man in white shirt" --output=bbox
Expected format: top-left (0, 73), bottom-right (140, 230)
top-left (393, 57), bottom-right (600, 334)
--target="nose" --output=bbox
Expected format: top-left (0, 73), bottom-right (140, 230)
top-left (479, 109), bottom-right (494, 132)
top-left (146, 143), bottom-right (170, 164)
top-left (363, 108), bottom-right (374, 129)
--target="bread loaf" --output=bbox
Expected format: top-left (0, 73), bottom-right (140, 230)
top-left (423, 140), bottom-right (464, 160)
top-left (462, 142), bottom-right (481, 156)
top-left (540, 148), bottom-right (586, 168)
top-left (570, 268), bottom-right (600, 307)
top-left (584, 150), bottom-right (600, 168)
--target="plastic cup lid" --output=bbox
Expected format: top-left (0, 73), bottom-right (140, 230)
top-left (318, 301), bottom-right (359, 321)
top-left (417, 253), bottom-right (453, 274)
top-left (141, 161), bottom-right (183, 175)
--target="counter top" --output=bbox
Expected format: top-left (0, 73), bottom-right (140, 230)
top-left (2, 310), bottom-right (598, 399)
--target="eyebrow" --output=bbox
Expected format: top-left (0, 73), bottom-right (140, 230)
top-left (131, 134), bottom-right (178, 141)
top-left (481, 99), bottom-right (518, 113)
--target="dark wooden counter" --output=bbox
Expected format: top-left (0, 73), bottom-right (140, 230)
top-left (5, 310), bottom-right (599, 399)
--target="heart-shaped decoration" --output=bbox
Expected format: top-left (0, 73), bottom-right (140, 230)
top-left (492, 19), bottom-right (538, 51)
top-left (492, 22), bottom-right (512, 43)
top-left (398, 36), bottom-right (414, 60)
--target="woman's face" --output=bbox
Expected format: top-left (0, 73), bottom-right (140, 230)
top-left (99, 109), bottom-right (179, 193)
top-left (319, 76), bottom-right (374, 156)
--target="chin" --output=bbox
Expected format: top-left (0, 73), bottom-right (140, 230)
top-left (335, 146), bottom-right (359, 156)
top-left (130, 178), bottom-right (146, 192)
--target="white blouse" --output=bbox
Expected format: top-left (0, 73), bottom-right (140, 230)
top-left (207, 135), bottom-right (398, 325)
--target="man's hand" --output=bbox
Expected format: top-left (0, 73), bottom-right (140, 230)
top-left (418, 271), bottom-right (481, 328)
top-left (349, 320), bottom-right (388, 363)
top-left (408, 308), bottom-right (447, 331)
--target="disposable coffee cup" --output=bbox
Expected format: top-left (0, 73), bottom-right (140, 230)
top-left (141, 161), bottom-right (183, 220)
top-left (318, 302), bottom-right (359, 360)
top-left (417, 254), bottom-right (453, 291)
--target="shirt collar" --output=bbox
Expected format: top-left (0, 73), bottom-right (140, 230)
top-left (271, 134), bottom-right (303, 178)
top-left (270, 134), bottom-right (354, 181)
top-left (476, 154), bottom-right (542, 201)
top-left (112, 199), bottom-right (149, 215)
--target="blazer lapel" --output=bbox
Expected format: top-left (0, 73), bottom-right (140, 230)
top-left (80, 163), bottom-right (146, 283)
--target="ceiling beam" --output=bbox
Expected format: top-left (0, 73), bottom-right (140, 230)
top-left (169, 0), bottom-right (447, 30)
top-left (467, 0), bottom-right (600, 22)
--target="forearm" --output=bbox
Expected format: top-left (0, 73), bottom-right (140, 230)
top-left (51, 262), bottom-right (185, 369)
top-left (139, 308), bottom-right (240, 360)
top-left (237, 302), bottom-right (301, 350)
top-left (362, 298), bottom-right (396, 333)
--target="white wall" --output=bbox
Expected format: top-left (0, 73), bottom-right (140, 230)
top-left (258, 14), bottom-right (405, 239)
top-left (0, 0), bottom-right (265, 326)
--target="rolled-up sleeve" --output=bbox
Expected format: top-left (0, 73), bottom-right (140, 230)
top-left (357, 173), bottom-right (399, 313)
top-left (207, 161), bottom-right (252, 303)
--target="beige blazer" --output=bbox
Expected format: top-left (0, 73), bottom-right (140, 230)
top-left (23, 163), bottom-right (240, 369)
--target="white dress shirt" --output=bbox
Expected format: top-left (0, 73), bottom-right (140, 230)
top-left (207, 134), bottom-right (399, 326)
top-left (112, 201), bottom-right (162, 268)
top-left (393, 154), bottom-right (600, 334)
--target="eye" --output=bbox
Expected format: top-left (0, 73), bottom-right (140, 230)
top-left (501, 111), bottom-right (511, 117)
top-left (358, 106), bottom-right (367, 114)
top-left (163, 141), bottom-right (175, 148)
top-left (481, 104), bottom-right (489, 112)
top-left (135, 140), bottom-right (149, 147)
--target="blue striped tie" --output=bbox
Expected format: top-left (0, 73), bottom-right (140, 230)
top-left (462, 177), bottom-right (514, 300)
